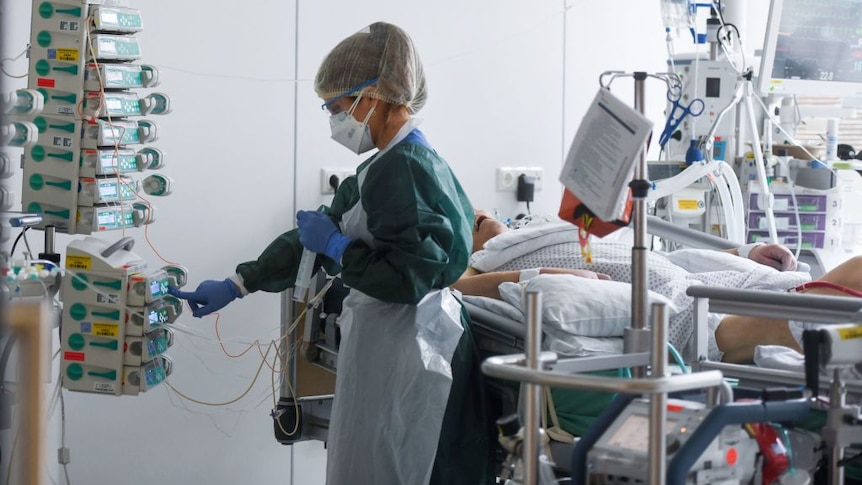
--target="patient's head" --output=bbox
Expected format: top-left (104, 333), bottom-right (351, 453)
top-left (472, 209), bottom-right (509, 253)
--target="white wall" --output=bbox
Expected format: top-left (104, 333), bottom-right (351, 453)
top-left (1, 1), bottom-right (773, 484)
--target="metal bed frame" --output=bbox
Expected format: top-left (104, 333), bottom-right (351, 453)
top-left (687, 285), bottom-right (862, 485)
top-left (689, 285), bottom-right (862, 399)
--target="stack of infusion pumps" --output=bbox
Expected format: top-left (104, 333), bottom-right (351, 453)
top-left (60, 237), bottom-right (185, 395)
top-left (22, 0), bottom-right (171, 234)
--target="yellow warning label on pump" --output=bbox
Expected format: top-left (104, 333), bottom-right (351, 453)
top-left (66, 256), bottom-right (92, 270)
top-left (92, 323), bottom-right (119, 338)
top-left (677, 200), bottom-right (700, 210)
top-left (56, 48), bottom-right (79, 62)
top-left (836, 326), bottom-right (862, 340)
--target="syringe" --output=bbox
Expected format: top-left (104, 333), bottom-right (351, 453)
top-left (293, 248), bottom-right (316, 302)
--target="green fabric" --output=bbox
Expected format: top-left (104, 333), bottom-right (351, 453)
top-left (431, 305), bottom-right (496, 485)
top-left (339, 141), bottom-right (473, 304)
top-left (487, 370), bottom-right (619, 438)
top-left (548, 371), bottom-right (619, 437)
top-left (237, 139), bottom-right (473, 305)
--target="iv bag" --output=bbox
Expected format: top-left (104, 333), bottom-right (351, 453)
top-left (661, 0), bottom-right (693, 37)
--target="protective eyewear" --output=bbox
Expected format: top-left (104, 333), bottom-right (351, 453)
top-left (321, 77), bottom-right (379, 114)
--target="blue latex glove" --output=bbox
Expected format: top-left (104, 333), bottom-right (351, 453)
top-left (168, 279), bottom-right (240, 318)
top-left (296, 210), bottom-right (352, 262)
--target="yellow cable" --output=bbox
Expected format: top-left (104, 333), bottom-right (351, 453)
top-left (165, 341), bottom-right (273, 407)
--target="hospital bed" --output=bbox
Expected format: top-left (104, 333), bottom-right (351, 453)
top-left (276, 216), bottom-right (862, 483)
top-left (471, 258), bottom-right (862, 482)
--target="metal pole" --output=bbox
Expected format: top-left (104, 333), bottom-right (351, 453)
top-left (631, 73), bottom-right (648, 333)
top-left (280, 292), bottom-right (297, 400)
top-left (828, 369), bottom-right (845, 485)
top-left (523, 290), bottom-right (543, 485)
top-left (741, 81), bottom-right (779, 243)
top-left (43, 225), bottom-right (55, 254)
top-left (648, 302), bottom-right (669, 485)
top-left (281, 291), bottom-right (298, 485)
top-left (629, 72), bottom-right (650, 378)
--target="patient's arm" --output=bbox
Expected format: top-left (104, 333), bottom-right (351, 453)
top-left (451, 268), bottom-right (611, 300)
top-left (451, 270), bottom-right (520, 299)
top-left (723, 243), bottom-right (797, 271)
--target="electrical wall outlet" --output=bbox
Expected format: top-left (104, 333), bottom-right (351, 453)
top-left (496, 167), bottom-right (543, 192)
top-left (320, 168), bottom-right (354, 194)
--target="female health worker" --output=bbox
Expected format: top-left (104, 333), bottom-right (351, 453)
top-left (169, 22), bottom-right (495, 485)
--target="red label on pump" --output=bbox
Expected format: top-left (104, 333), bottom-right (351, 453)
top-left (64, 351), bottom-right (85, 362)
top-left (37, 78), bottom-right (56, 88)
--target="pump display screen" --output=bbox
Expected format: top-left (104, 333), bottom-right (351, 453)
top-left (149, 278), bottom-right (168, 298)
top-left (148, 306), bottom-right (170, 325)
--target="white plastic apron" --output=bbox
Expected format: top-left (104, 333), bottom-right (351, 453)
top-left (325, 118), bottom-right (465, 485)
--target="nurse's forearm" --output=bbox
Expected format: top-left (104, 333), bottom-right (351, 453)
top-left (450, 271), bottom-right (520, 300)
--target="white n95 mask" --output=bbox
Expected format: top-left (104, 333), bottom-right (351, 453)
top-left (330, 103), bottom-right (376, 154)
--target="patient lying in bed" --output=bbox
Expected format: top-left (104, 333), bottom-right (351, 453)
top-left (452, 211), bottom-right (862, 365)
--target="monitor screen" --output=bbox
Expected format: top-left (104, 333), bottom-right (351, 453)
top-left (759, 0), bottom-right (862, 98)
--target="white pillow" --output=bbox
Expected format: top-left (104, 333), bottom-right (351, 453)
top-left (497, 274), bottom-right (677, 337)
top-left (470, 222), bottom-right (578, 272)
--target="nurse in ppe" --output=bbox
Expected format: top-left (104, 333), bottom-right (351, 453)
top-left (169, 21), bottom-right (494, 485)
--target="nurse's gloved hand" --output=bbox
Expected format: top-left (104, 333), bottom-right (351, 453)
top-left (168, 279), bottom-right (240, 317)
top-left (297, 210), bottom-right (352, 262)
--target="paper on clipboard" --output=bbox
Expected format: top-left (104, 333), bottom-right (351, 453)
top-left (558, 88), bottom-right (653, 222)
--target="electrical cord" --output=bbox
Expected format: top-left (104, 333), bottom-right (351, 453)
top-left (9, 227), bottom-right (30, 258)
top-left (59, 386), bottom-right (71, 485)
top-left (767, 156), bottom-right (804, 259)
top-left (0, 46), bottom-right (29, 79)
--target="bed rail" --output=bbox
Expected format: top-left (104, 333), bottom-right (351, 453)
top-left (687, 286), bottom-right (862, 324)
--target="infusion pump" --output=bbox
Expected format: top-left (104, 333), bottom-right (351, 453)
top-left (587, 398), bottom-right (758, 484)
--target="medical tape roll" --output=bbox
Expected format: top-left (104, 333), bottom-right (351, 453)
top-left (822, 324), bottom-right (862, 366)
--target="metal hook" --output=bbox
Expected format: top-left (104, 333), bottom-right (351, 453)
top-left (599, 71), bottom-right (626, 89)
top-left (599, 71), bottom-right (682, 95)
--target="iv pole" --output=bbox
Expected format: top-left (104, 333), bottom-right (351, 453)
top-left (701, 71), bottom-right (780, 244)
top-left (599, 70), bottom-right (682, 373)
top-left (696, 4), bottom-right (779, 244)
top-left (600, 70), bottom-right (682, 485)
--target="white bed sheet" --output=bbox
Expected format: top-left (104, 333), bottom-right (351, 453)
top-left (754, 344), bottom-right (862, 381)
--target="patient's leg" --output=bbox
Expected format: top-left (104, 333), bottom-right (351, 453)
top-left (715, 315), bottom-right (799, 363)
top-left (810, 255), bottom-right (862, 293)
top-left (716, 255), bottom-right (862, 363)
